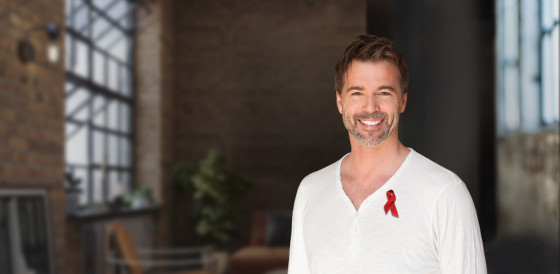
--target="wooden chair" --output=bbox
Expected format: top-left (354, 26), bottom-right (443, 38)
top-left (106, 221), bottom-right (214, 274)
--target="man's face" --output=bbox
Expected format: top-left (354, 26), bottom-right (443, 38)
top-left (336, 60), bottom-right (407, 147)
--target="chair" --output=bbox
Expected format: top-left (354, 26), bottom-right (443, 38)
top-left (106, 221), bottom-right (215, 274)
top-left (228, 210), bottom-right (290, 274)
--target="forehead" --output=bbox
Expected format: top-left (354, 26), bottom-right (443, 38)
top-left (344, 60), bottom-right (402, 90)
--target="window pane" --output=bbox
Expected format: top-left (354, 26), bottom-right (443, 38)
top-left (108, 135), bottom-right (118, 166)
top-left (65, 88), bottom-right (89, 116)
top-left (65, 81), bottom-right (77, 95)
top-left (504, 66), bottom-right (520, 129)
top-left (66, 126), bottom-right (88, 165)
top-left (93, 130), bottom-right (105, 165)
top-left (107, 100), bottom-right (119, 130)
top-left (120, 172), bottom-right (131, 196)
top-left (93, 0), bottom-right (115, 10)
top-left (541, 0), bottom-right (559, 28)
top-left (93, 50), bottom-right (105, 86)
top-left (65, 35), bottom-right (73, 70)
top-left (120, 103), bottom-right (130, 133)
top-left (108, 60), bottom-right (119, 91)
top-left (107, 0), bottom-right (129, 21)
top-left (503, 0), bottom-right (519, 60)
top-left (112, 39), bottom-right (128, 64)
top-left (92, 169), bottom-right (104, 203)
top-left (73, 40), bottom-right (89, 78)
top-left (553, 26), bottom-right (559, 122)
top-left (93, 14), bottom-right (110, 39)
top-left (93, 95), bottom-right (106, 127)
top-left (65, 0), bottom-right (75, 24)
top-left (120, 137), bottom-right (131, 167)
top-left (520, 0), bottom-right (540, 132)
top-left (73, 3), bottom-right (89, 33)
top-left (65, 123), bottom-right (77, 137)
top-left (121, 67), bottom-right (131, 97)
top-left (98, 29), bottom-right (121, 52)
top-left (541, 33), bottom-right (559, 123)
top-left (74, 104), bottom-right (89, 122)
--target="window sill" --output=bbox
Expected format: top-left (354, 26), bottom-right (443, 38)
top-left (66, 205), bottom-right (160, 221)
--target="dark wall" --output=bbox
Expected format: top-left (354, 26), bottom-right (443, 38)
top-left (172, 0), bottom-right (365, 246)
top-left (367, 0), bottom-right (496, 239)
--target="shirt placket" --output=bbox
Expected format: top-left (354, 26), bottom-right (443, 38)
top-left (351, 213), bottom-right (360, 257)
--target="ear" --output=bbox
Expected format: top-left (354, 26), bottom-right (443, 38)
top-left (336, 91), bottom-right (343, 114)
top-left (400, 92), bottom-right (407, 113)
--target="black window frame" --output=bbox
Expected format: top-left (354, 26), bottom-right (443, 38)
top-left (497, 0), bottom-right (559, 134)
top-left (65, 0), bottom-right (137, 206)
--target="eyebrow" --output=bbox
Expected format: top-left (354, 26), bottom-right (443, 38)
top-left (377, 85), bottom-right (397, 92)
top-left (345, 85), bottom-right (397, 93)
top-left (345, 85), bottom-right (364, 93)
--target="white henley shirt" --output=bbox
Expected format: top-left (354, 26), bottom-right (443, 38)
top-left (288, 149), bottom-right (487, 273)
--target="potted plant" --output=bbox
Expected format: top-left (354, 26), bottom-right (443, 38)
top-left (171, 149), bottom-right (252, 246)
top-left (65, 168), bottom-right (82, 214)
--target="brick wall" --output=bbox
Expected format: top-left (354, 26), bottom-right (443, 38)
top-left (172, 0), bottom-right (365, 246)
top-left (0, 0), bottom-right (67, 273)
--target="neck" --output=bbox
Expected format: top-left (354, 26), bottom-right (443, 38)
top-left (344, 131), bottom-right (409, 176)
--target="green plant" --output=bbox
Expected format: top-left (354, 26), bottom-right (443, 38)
top-left (171, 149), bottom-right (251, 245)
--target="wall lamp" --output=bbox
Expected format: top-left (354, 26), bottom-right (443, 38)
top-left (17, 22), bottom-right (60, 64)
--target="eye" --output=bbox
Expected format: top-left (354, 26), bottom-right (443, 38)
top-left (351, 92), bottom-right (362, 96)
top-left (379, 91), bottom-right (391, 96)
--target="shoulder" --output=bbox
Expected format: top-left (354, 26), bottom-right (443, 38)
top-left (405, 149), bottom-right (463, 191)
top-left (406, 151), bottom-right (475, 212)
top-left (398, 150), bottom-right (471, 210)
top-left (295, 155), bottom-right (344, 197)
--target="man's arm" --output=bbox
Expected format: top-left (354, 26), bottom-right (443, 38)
top-left (434, 180), bottom-right (487, 274)
top-left (288, 185), bottom-right (310, 274)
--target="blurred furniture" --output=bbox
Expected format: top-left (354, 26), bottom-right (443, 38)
top-left (106, 221), bottom-right (215, 274)
top-left (228, 210), bottom-right (291, 274)
top-left (264, 269), bottom-right (288, 274)
top-left (0, 189), bottom-right (54, 274)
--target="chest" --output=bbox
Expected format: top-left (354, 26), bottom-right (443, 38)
top-left (302, 196), bottom-right (439, 273)
top-left (341, 176), bottom-right (388, 210)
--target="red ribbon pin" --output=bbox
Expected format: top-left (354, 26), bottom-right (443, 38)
top-left (384, 190), bottom-right (399, 217)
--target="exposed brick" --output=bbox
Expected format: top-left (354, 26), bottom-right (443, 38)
top-left (0, 1), bottom-right (67, 273)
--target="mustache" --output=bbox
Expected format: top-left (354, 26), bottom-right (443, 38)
top-left (353, 112), bottom-right (388, 120)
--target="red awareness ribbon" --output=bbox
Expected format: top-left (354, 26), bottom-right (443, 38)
top-left (384, 190), bottom-right (399, 217)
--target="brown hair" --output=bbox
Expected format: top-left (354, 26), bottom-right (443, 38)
top-left (334, 34), bottom-right (409, 94)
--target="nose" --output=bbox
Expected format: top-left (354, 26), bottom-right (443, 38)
top-left (363, 93), bottom-right (380, 113)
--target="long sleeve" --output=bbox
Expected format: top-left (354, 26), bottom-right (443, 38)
top-left (434, 180), bottom-right (487, 274)
top-left (288, 184), bottom-right (310, 274)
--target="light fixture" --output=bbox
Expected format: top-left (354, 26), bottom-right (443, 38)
top-left (17, 22), bottom-right (60, 64)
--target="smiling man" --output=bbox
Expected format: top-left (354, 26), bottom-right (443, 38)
top-left (288, 35), bottom-right (487, 273)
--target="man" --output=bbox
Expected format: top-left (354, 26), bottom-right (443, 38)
top-left (288, 34), bottom-right (487, 273)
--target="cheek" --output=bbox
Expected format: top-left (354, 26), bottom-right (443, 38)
top-left (341, 96), bottom-right (362, 109)
top-left (377, 98), bottom-right (400, 111)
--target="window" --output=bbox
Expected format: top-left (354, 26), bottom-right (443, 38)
top-left (65, 0), bottom-right (135, 206)
top-left (497, 0), bottom-right (559, 133)
top-left (540, 0), bottom-right (560, 124)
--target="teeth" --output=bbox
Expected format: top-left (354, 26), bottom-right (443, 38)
top-left (361, 120), bottom-right (381, 126)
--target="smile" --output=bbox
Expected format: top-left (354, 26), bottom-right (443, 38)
top-left (359, 120), bottom-right (382, 126)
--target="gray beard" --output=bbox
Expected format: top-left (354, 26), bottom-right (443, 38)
top-left (342, 111), bottom-right (399, 147)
